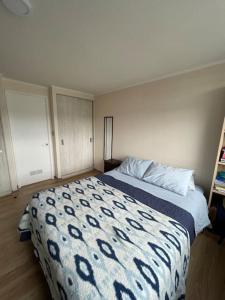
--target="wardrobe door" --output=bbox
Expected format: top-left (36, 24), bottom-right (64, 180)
top-left (0, 117), bottom-right (11, 196)
top-left (57, 95), bottom-right (93, 176)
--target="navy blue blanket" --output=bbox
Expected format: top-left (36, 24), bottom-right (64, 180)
top-left (97, 174), bottom-right (196, 244)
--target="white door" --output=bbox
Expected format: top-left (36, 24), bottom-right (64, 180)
top-left (0, 117), bottom-right (11, 196)
top-left (57, 95), bottom-right (93, 176)
top-left (6, 91), bottom-right (53, 187)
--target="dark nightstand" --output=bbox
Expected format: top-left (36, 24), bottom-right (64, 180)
top-left (104, 159), bottom-right (122, 172)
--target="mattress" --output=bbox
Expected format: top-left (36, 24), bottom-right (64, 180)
top-left (106, 170), bottom-right (210, 235)
top-left (18, 173), bottom-right (207, 300)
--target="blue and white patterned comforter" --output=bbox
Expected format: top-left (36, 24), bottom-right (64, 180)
top-left (19, 175), bottom-right (191, 300)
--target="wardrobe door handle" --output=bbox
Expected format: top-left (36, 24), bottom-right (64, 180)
top-left (61, 139), bottom-right (64, 145)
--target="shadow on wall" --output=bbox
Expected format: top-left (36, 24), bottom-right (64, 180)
top-left (195, 88), bottom-right (225, 194)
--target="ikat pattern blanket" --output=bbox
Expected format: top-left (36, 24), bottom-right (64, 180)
top-left (19, 176), bottom-right (190, 300)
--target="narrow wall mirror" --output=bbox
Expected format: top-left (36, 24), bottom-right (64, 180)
top-left (104, 116), bottom-right (113, 160)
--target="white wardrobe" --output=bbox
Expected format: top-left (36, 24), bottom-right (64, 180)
top-left (56, 94), bottom-right (93, 177)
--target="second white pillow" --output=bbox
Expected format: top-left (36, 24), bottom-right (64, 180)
top-left (143, 162), bottom-right (193, 196)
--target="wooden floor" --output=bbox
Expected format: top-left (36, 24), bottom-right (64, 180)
top-left (0, 169), bottom-right (225, 300)
top-left (186, 231), bottom-right (225, 300)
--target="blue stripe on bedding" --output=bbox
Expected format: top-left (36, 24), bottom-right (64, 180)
top-left (97, 174), bottom-right (196, 244)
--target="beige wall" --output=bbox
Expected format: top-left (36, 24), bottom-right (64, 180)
top-left (94, 64), bottom-right (225, 193)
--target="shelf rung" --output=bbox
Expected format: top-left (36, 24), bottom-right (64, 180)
top-left (212, 189), bottom-right (225, 196)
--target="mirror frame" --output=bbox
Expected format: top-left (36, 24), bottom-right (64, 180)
top-left (104, 116), bottom-right (113, 161)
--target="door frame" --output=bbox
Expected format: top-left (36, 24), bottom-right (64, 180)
top-left (50, 86), bottom-right (94, 178)
top-left (3, 89), bottom-right (55, 189)
top-left (0, 115), bottom-right (12, 197)
top-left (0, 75), bottom-right (17, 191)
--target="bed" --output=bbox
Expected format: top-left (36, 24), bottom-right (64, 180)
top-left (18, 170), bottom-right (210, 300)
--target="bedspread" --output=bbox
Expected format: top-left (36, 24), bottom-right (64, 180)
top-left (19, 175), bottom-right (191, 300)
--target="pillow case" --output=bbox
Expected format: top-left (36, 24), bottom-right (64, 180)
top-left (117, 157), bottom-right (153, 179)
top-left (189, 175), bottom-right (195, 191)
top-left (143, 162), bottom-right (193, 196)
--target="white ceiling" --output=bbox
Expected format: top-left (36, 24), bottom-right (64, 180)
top-left (1, 0), bottom-right (225, 95)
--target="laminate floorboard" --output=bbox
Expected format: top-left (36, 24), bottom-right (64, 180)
top-left (186, 231), bottom-right (225, 300)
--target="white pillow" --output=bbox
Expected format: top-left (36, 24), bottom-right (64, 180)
top-left (117, 157), bottom-right (153, 179)
top-left (189, 175), bottom-right (195, 191)
top-left (143, 162), bottom-right (193, 196)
